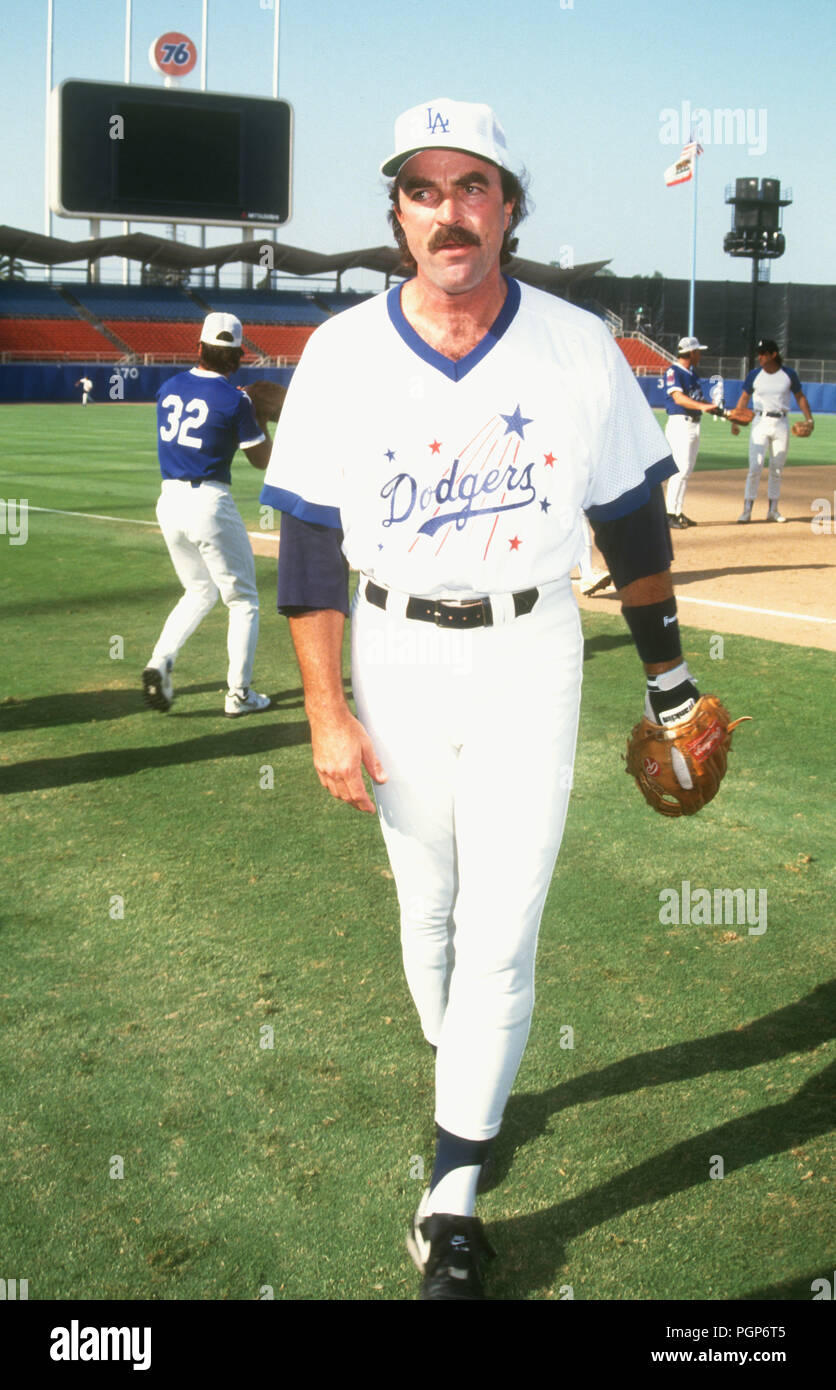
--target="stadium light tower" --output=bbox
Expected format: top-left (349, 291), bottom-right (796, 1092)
top-left (724, 177), bottom-right (792, 370)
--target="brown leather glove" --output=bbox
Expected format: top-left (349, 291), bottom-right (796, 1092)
top-left (626, 695), bottom-right (751, 817)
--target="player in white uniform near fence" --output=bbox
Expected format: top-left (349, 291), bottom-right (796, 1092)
top-left (142, 313), bottom-right (273, 717)
top-left (75, 376), bottom-right (93, 406)
top-left (732, 338), bottom-right (814, 523)
top-left (261, 99), bottom-right (706, 1300)
top-left (663, 337), bottom-right (719, 528)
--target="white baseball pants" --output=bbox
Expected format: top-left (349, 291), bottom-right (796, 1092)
top-left (351, 576), bottom-right (583, 1141)
top-left (664, 415), bottom-right (701, 515)
top-left (744, 415), bottom-right (789, 502)
top-left (150, 479), bottom-right (259, 692)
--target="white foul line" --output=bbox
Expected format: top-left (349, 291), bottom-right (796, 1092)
top-left (24, 504), bottom-right (278, 545)
top-left (21, 506), bottom-right (832, 626)
top-left (676, 593), bottom-right (836, 625)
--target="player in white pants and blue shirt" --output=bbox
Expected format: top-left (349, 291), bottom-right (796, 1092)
top-left (143, 313), bottom-right (273, 717)
top-left (261, 99), bottom-right (708, 1300)
top-left (663, 337), bottom-right (719, 528)
top-left (732, 338), bottom-right (814, 523)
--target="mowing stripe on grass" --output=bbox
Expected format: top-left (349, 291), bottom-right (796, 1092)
top-left (25, 504), bottom-right (278, 546)
top-left (20, 508), bottom-right (833, 626)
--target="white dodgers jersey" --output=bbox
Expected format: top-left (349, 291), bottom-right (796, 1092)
top-left (261, 280), bottom-right (675, 598)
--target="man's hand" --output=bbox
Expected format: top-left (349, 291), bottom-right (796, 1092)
top-left (310, 708), bottom-right (387, 814)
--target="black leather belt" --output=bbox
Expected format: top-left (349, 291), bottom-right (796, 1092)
top-left (364, 580), bottom-right (538, 629)
top-left (760, 411), bottom-right (786, 418)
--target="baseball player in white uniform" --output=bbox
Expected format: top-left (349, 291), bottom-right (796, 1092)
top-left (732, 338), bottom-right (814, 523)
top-left (261, 99), bottom-right (704, 1300)
top-left (75, 376), bottom-right (93, 406)
top-left (142, 313), bottom-right (273, 717)
top-left (663, 337), bottom-right (719, 528)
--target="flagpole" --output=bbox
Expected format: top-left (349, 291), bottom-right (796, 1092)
top-left (688, 136), bottom-right (698, 337)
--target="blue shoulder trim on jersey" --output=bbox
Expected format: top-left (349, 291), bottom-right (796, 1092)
top-left (259, 483), bottom-right (341, 529)
top-left (386, 276), bottom-right (521, 382)
top-left (585, 454), bottom-right (677, 523)
top-left (742, 368), bottom-right (759, 394)
top-left (786, 367), bottom-right (803, 395)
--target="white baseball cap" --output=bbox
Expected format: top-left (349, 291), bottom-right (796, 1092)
top-left (380, 98), bottom-right (513, 178)
top-left (677, 335), bottom-right (708, 353)
top-left (200, 312), bottom-right (243, 348)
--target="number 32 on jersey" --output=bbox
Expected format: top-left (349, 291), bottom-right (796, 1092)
top-left (159, 395), bottom-right (208, 449)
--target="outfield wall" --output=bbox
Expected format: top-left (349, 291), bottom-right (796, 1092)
top-left (0, 363), bottom-right (293, 404)
top-left (1, 364), bottom-right (834, 412)
top-left (636, 377), bottom-right (835, 413)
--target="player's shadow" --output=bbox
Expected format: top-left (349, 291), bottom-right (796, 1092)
top-left (0, 715), bottom-right (311, 794)
top-left (582, 633), bottom-right (634, 660)
top-left (0, 684), bottom-right (306, 731)
top-left (673, 563), bottom-right (830, 586)
top-left (482, 981), bottom-right (834, 1294)
top-left (1, 584), bottom-right (178, 619)
top-left (489, 1059), bottom-right (833, 1299)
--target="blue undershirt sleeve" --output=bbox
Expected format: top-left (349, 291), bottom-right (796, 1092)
top-left (586, 484), bottom-right (673, 590)
top-left (277, 511), bottom-right (350, 616)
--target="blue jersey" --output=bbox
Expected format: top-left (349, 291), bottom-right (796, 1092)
top-left (156, 367), bottom-right (265, 485)
top-left (664, 362), bottom-right (706, 419)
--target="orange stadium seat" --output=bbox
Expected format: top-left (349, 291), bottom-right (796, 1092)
top-left (616, 338), bottom-right (670, 373)
top-left (243, 324), bottom-right (318, 359)
top-left (0, 318), bottom-right (114, 354)
top-left (105, 321), bottom-right (207, 355)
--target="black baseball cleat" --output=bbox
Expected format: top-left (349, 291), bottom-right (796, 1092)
top-left (407, 1189), bottom-right (496, 1300)
top-left (679, 513), bottom-right (698, 527)
top-left (142, 660), bottom-right (174, 712)
top-left (667, 513), bottom-right (687, 530)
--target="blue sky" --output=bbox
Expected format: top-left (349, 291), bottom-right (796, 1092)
top-left (1, 0), bottom-right (833, 294)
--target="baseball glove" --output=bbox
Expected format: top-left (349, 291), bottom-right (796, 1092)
top-left (625, 695), bottom-right (751, 818)
top-left (791, 420), bottom-right (814, 437)
top-left (243, 379), bottom-right (287, 423)
top-left (721, 406), bottom-right (755, 426)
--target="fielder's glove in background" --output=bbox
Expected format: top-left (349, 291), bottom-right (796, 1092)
top-left (791, 420), bottom-right (814, 437)
top-left (721, 406), bottom-right (755, 426)
top-left (626, 694), bottom-right (751, 817)
top-left (243, 379), bottom-right (287, 423)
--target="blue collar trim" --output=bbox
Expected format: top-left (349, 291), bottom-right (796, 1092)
top-left (386, 276), bottom-right (521, 381)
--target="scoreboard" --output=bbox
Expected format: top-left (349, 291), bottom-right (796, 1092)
top-left (50, 80), bottom-right (292, 226)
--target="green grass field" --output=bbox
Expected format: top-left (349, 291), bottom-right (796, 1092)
top-left (1, 405), bottom-right (833, 1301)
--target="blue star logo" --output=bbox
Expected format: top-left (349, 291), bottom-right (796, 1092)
top-left (499, 404), bottom-right (533, 439)
top-left (384, 449), bottom-right (395, 462)
top-left (540, 498), bottom-right (551, 513)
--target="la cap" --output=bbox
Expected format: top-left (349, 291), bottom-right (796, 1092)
top-left (200, 312), bottom-right (243, 348)
top-left (380, 98), bottom-right (513, 178)
top-left (677, 335), bottom-right (708, 354)
top-left (757, 338), bottom-right (780, 354)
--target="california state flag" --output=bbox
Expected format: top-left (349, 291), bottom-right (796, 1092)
top-left (664, 141), bottom-right (703, 187)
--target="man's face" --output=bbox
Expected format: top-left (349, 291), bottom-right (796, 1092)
top-left (758, 349), bottom-right (777, 367)
top-left (394, 149), bottom-right (514, 296)
top-left (687, 349), bottom-right (701, 367)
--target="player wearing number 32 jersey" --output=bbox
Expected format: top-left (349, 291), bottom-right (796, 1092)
top-left (142, 312), bottom-right (274, 718)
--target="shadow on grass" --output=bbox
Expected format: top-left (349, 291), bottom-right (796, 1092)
top-left (582, 633), bottom-right (634, 660)
top-left (1, 713), bottom-right (311, 793)
top-left (484, 982), bottom-right (834, 1295)
top-left (0, 684), bottom-right (306, 731)
top-left (491, 1058), bottom-right (834, 1299)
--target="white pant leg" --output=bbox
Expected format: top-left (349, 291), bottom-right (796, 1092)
top-left (152, 486), bottom-right (221, 668)
top-left (745, 418), bottom-right (771, 502)
top-left (664, 415), bottom-right (700, 515)
top-left (153, 482), bottom-right (259, 690)
top-left (766, 419), bottom-right (789, 501)
top-left (351, 579), bottom-right (583, 1141)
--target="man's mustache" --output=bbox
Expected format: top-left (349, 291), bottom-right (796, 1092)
top-left (428, 225), bottom-right (481, 253)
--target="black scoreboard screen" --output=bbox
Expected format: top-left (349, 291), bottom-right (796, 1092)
top-left (50, 80), bottom-right (292, 225)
